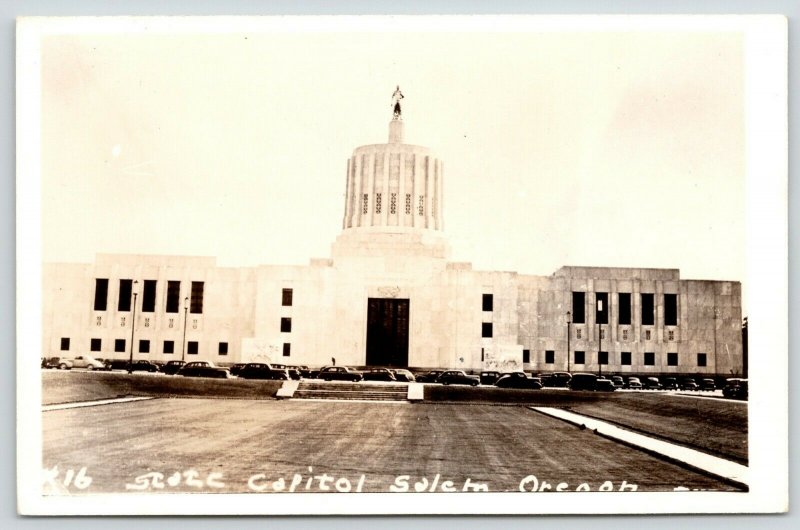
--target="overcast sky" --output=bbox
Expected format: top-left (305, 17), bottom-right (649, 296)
top-left (40, 22), bottom-right (745, 284)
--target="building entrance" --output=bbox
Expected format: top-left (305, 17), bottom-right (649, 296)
top-left (365, 298), bottom-right (410, 367)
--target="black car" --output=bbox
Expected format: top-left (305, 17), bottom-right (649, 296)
top-left (643, 377), bottom-right (662, 390)
top-left (289, 365), bottom-right (311, 378)
top-left (701, 378), bottom-right (717, 391)
top-left (595, 378), bottom-right (616, 392)
top-left (318, 366), bottom-right (363, 382)
top-left (437, 370), bottom-right (479, 386)
top-left (680, 377), bottom-right (700, 391)
top-left (177, 361), bottom-right (230, 378)
top-left (161, 360), bottom-right (187, 375)
top-left (722, 378), bottom-right (748, 400)
top-left (541, 372), bottom-right (572, 388)
top-left (363, 368), bottom-right (397, 382)
top-left (416, 370), bottom-right (444, 383)
top-left (494, 372), bottom-right (542, 390)
top-left (126, 360), bottom-right (160, 373)
top-left (479, 371), bottom-right (502, 385)
top-left (569, 373), bottom-right (598, 391)
top-left (229, 363), bottom-right (248, 377)
top-left (661, 377), bottom-right (679, 390)
top-left (238, 363), bottom-right (290, 380)
top-left (271, 363), bottom-right (302, 380)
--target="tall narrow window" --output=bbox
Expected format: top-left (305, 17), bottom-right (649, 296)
top-left (522, 349), bottom-right (530, 363)
top-left (376, 193), bottom-right (382, 214)
top-left (190, 281), bottom-right (204, 314)
top-left (282, 288), bottom-right (293, 306)
top-left (664, 294), bottom-right (678, 326)
top-left (572, 292), bottom-right (586, 324)
top-left (418, 195), bottom-right (424, 216)
top-left (166, 281), bottom-right (180, 313)
top-left (141, 280), bottom-right (157, 312)
top-left (93, 278), bottom-right (109, 311)
top-left (60, 338), bottom-right (70, 351)
top-left (641, 293), bottom-right (655, 326)
top-left (574, 351), bottom-right (585, 365)
top-left (596, 293), bottom-right (608, 324)
top-left (545, 350), bottom-right (555, 364)
top-left (481, 322), bottom-right (493, 338)
top-left (362, 193), bottom-right (368, 214)
top-left (283, 343), bottom-right (291, 357)
top-left (118, 279), bottom-right (133, 311)
top-left (482, 293), bottom-right (493, 311)
top-left (405, 193), bottom-right (411, 214)
top-left (281, 317), bottom-right (292, 333)
top-left (618, 293), bottom-right (631, 325)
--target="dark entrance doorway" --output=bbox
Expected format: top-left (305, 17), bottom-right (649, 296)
top-left (366, 298), bottom-right (410, 367)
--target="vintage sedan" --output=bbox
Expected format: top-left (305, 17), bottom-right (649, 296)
top-left (680, 377), bottom-right (700, 391)
top-left (126, 360), bottom-right (160, 373)
top-left (161, 360), bottom-right (187, 375)
top-left (700, 378), bottom-right (717, 391)
top-left (437, 370), bottom-right (479, 386)
top-left (661, 377), bottom-right (679, 390)
top-left (569, 373), bottom-right (598, 391)
top-left (595, 378), bottom-right (617, 392)
top-left (318, 366), bottom-right (363, 382)
top-left (541, 372), bottom-right (572, 388)
top-left (416, 370), bottom-right (444, 383)
top-left (271, 363), bottom-right (302, 380)
top-left (68, 355), bottom-right (108, 370)
top-left (42, 356), bottom-right (73, 369)
top-left (479, 371), bottom-right (502, 385)
top-left (390, 369), bottom-right (416, 382)
top-left (237, 363), bottom-right (290, 380)
top-left (494, 372), bottom-right (542, 390)
top-left (626, 377), bottom-right (643, 390)
top-left (611, 375), bottom-right (625, 388)
top-left (177, 361), bottom-right (230, 378)
top-left (722, 378), bottom-right (748, 400)
top-left (362, 368), bottom-right (397, 382)
top-left (643, 377), bottom-right (663, 390)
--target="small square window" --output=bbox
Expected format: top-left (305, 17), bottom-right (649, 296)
top-left (668, 330), bottom-right (675, 341)
top-left (599, 329), bottom-right (605, 340)
top-left (599, 351), bottom-right (608, 365)
top-left (622, 329), bottom-right (629, 341)
top-left (522, 349), bottom-right (530, 363)
top-left (163, 340), bottom-right (174, 354)
top-left (668, 352), bottom-right (678, 366)
top-left (576, 328), bottom-right (582, 340)
top-left (482, 293), bottom-right (493, 312)
top-left (697, 353), bottom-right (707, 367)
top-left (219, 342), bottom-right (228, 355)
top-left (114, 339), bottom-right (126, 353)
top-left (90, 338), bottom-right (101, 352)
top-left (621, 351), bottom-right (632, 365)
top-left (281, 317), bottom-right (292, 333)
top-left (283, 343), bottom-right (291, 357)
top-left (645, 330), bottom-right (651, 341)
top-left (545, 350), bottom-right (555, 364)
top-left (574, 351), bottom-right (585, 365)
top-left (60, 337), bottom-right (70, 351)
top-left (481, 322), bottom-right (493, 338)
top-left (644, 352), bottom-right (655, 366)
top-left (187, 341), bottom-right (198, 355)
top-left (282, 288), bottom-right (293, 306)
top-left (139, 339), bottom-right (150, 353)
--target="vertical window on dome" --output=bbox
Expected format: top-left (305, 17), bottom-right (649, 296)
top-left (405, 194), bottom-right (411, 214)
top-left (390, 193), bottom-right (397, 214)
top-left (362, 194), bottom-right (368, 214)
top-left (376, 193), bottom-right (382, 214)
top-left (418, 195), bottom-right (424, 216)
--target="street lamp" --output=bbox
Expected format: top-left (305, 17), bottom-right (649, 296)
top-left (181, 296), bottom-right (189, 361)
top-left (597, 298), bottom-right (603, 378)
top-left (127, 280), bottom-right (139, 374)
top-left (566, 310), bottom-right (572, 374)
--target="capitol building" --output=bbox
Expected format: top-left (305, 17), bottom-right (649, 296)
top-left (42, 97), bottom-right (744, 377)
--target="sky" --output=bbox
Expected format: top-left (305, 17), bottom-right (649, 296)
top-left (40, 23), bottom-right (745, 284)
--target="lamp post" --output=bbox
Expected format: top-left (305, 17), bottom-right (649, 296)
top-left (127, 280), bottom-right (139, 374)
top-left (566, 310), bottom-right (571, 374)
top-left (597, 298), bottom-right (603, 378)
top-left (181, 296), bottom-right (189, 362)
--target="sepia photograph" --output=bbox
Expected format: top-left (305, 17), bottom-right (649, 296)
top-left (16, 15), bottom-right (787, 515)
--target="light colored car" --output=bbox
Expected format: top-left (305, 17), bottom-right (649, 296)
top-left (68, 355), bottom-right (107, 370)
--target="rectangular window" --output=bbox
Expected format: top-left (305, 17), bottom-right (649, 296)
top-left (641, 293), bottom-right (655, 325)
top-left (60, 337), bottom-right (70, 351)
top-left (114, 339), bottom-right (126, 353)
top-left (697, 353), bottom-right (707, 367)
top-left (572, 292), bottom-right (586, 324)
top-left (190, 281), bottom-right (204, 314)
top-left (166, 281), bottom-right (181, 313)
top-left (405, 193), bottom-right (411, 214)
top-left (522, 349), bottom-right (530, 363)
top-left (622, 329), bottom-right (629, 341)
top-left (645, 329), bottom-right (652, 340)
top-left (139, 339), bottom-right (150, 353)
top-left (218, 342), bottom-right (228, 356)
top-left (621, 351), bottom-right (632, 365)
top-left (481, 348), bottom-right (484, 362)
top-left (574, 351), bottom-right (585, 365)
top-left (90, 338), bottom-right (101, 352)
top-left (599, 329), bottom-right (605, 340)
top-left (618, 293), bottom-right (631, 325)
top-left (664, 294), bottom-right (678, 326)
top-left (599, 351), bottom-right (608, 365)
top-left (93, 278), bottom-right (109, 311)
top-left (644, 352), bottom-right (655, 366)
top-left (596, 292), bottom-right (608, 324)
top-left (376, 192), bottom-right (382, 214)
top-left (118, 279), bottom-right (133, 311)
top-left (141, 280), bottom-right (157, 312)
top-left (362, 193), bottom-right (368, 214)
top-left (163, 340), bottom-right (174, 354)
top-left (668, 352), bottom-right (678, 366)
top-left (282, 288), bottom-right (293, 306)
top-left (668, 330), bottom-right (675, 341)
top-left (187, 341), bottom-right (198, 355)
top-left (281, 317), bottom-right (292, 333)
top-left (481, 322), bottom-right (493, 338)
top-left (418, 195), bottom-right (424, 216)
top-left (283, 343), bottom-right (291, 357)
top-left (545, 350), bottom-right (555, 364)
top-left (482, 293), bottom-right (493, 311)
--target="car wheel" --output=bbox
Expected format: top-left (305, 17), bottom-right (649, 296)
top-left (471, 381), bottom-right (478, 387)
top-left (86, 365), bottom-right (94, 371)
top-left (59, 363), bottom-right (68, 370)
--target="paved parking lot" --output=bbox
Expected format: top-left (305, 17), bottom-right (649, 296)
top-left (42, 398), bottom-right (741, 494)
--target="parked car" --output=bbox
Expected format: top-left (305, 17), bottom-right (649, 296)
top-left (643, 377), bottom-right (662, 390)
top-left (595, 378), bottom-right (617, 392)
top-left (390, 369), bottom-right (416, 382)
top-left (271, 363), bottom-right (302, 380)
top-left (363, 368), bottom-right (397, 382)
top-left (68, 355), bottom-right (108, 370)
top-left (161, 360), bottom-right (187, 375)
top-left (479, 371), bottom-right (502, 385)
top-left (177, 361), bottom-right (230, 378)
top-left (437, 370), bottom-right (479, 386)
top-left (661, 377), bottom-right (679, 390)
top-left (42, 356), bottom-right (72, 369)
top-left (127, 360), bottom-right (160, 373)
top-left (611, 376), bottom-right (625, 388)
top-left (318, 366), bottom-right (363, 382)
top-left (416, 370), bottom-right (444, 383)
top-left (680, 377), bottom-right (700, 391)
top-left (569, 373), bottom-right (598, 391)
top-left (722, 378), bottom-right (748, 400)
top-left (626, 377), bottom-right (643, 390)
top-left (541, 372), bottom-right (572, 388)
top-left (701, 378), bottom-right (717, 391)
top-left (494, 372), bottom-right (542, 390)
top-left (237, 363), bottom-right (290, 380)
top-left (288, 365), bottom-right (311, 378)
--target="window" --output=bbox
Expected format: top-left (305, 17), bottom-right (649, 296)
top-left (645, 329), bottom-right (652, 340)
top-left (572, 292), bottom-right (585, 324)
top-left (163, 341), bottom-right (174, 354)
top-left (218, 342), bottom-right (228, 356)
top-left (90, 338), bottom-right (101, 352)
top-left (281, 317), bottom-right (292, 333)
top-left (166, 281), bottom-right (181, 313)
top-left (697, 353), bottom-right (707, 367)
top-left (622, 329), bottom-right (629, 341)
top-left (574, 351), bottom-right (585, 365)
top-left (418, 195), bottom-right (424, 216)
top-left (668, 330), bottom-right (675, 341)
top-left (60, 337), bottom-right (70, 351)
top-left (390, 193), bottom-right (397, 214)
top-left (482, 293), bottom-right (493, 312)
top-left (481, 322), bottom-right (493, 338)
top-left (621, 351), bottom-right (632, 365)
top-left (618, 293), bottom-right (631, 325)
top-left (599, 351), bottom-right (608, 365)
top-left (481, 348), bottom-right (484, 362)
top-left (644, 352), bottom-right (655, 366)
top-left (664, 294), bottom-right (678, 326)
top-left (641, 293), bottom-right (655, 325)
top-left (139, 340), bottom-right (150, 353)
top-left (114, 339), bottom-right (126, 353)
top-left (187, 341), bottom-right (198, 355)
top-left (668, 352), bottom-right (678, 366)
top-left (282, 288), bottom-right (293, 306)
top-left (405, 193), bottom-right (411, 214)
top-left (283, 343), bottom-right (291, 357)
top-left (576, 328), bottom-right (582, 339)
top-left (545, 350), bottom-right (555, 364)
top-left (118, 279), bottom-right (133, 311)
top-left (376, 193), bottom-right (382, 214)
top-left (189, 281), bottom-right (204, 314)
top-left (599, 328), bottom-right (605, 340)
top-left (362, 193), bottom-right (368, 214)
top-left (523, 349), bottom-right (530, 363)
top-left (141, 280), bottom-right (157, 312)
top-left (93, 278), bottom-right (109, 311)
top-left (596, 292), bottom-right (608, 324)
